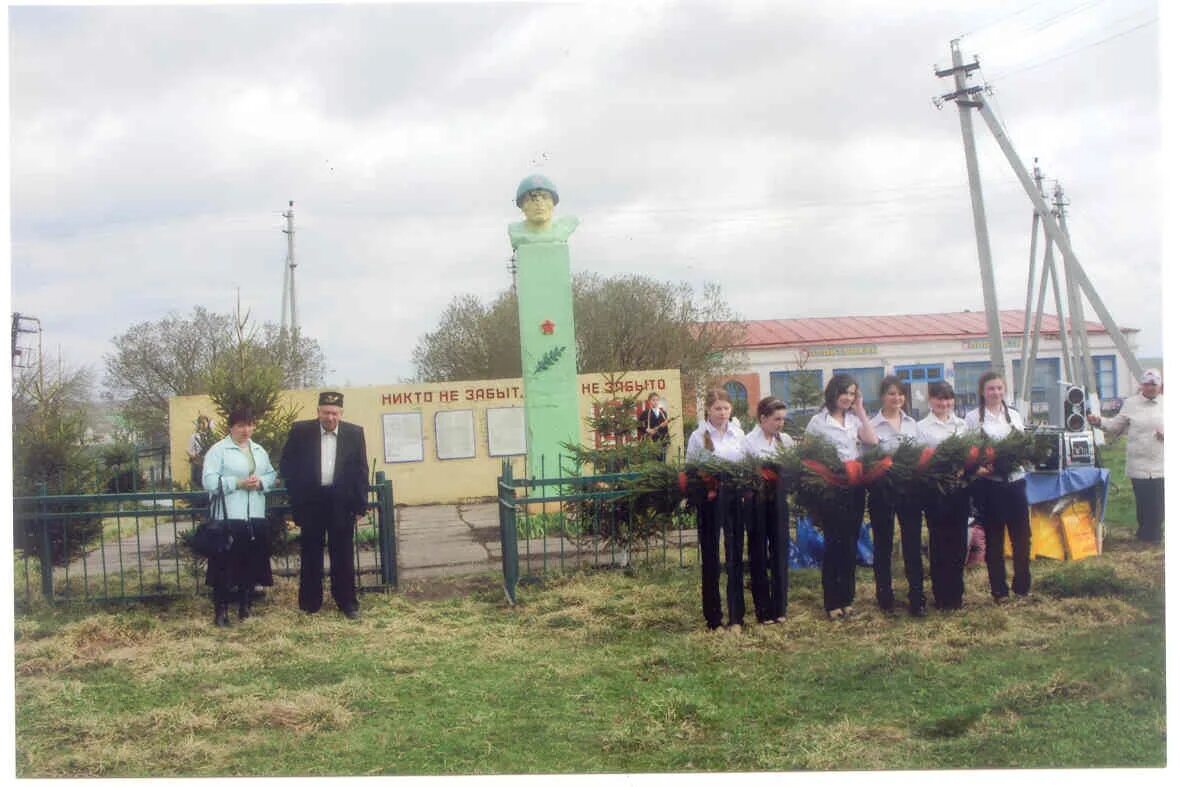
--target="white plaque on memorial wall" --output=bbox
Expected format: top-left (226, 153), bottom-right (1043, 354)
top-left (487, 406), bottom-right (526, 457)
top-left (381, 413), bottom-right (424, 463)
top-left (435, 410), bottom-right (477, 460)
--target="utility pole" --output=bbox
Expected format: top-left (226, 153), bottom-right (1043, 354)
top-left (935, 42), bottom-right (1143, 405)
top-left (10, 312), bottom-right (42, 384)
top-left (280, 201), bottom-right (298, 340)
top-left (1053, 184), bottom-right (1100, 400)
top-left (1016, 161), bottom-right (1044, 416)
top-left (969, 93), bottom-right (1143, 383)
top-left (936, 40), bottom-right (1006, 373)
top-left (1019, 164), bottom-right (1073, 421)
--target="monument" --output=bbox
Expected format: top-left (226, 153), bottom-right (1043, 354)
top-left (508, 174), bottom-right (583, 479)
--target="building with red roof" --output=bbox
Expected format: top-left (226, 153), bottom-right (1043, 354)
top-left (710, 309), bottom-right (1139, 424)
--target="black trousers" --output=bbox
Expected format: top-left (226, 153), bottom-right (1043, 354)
top-left (923, 487), bottom-right (969, 609)
top-left (697, 489), bottom-right (744, 628)
top-left (971, 478), bottom-right (1031, 598)
top-left (867, 487), bottom-right (925, 609)
top-left (294, 492), bottom-right (358, 613)
top-left (747, 495), bottom-right (789, 621)
top-left (1131, 477), bottom-right (1165, 543)
top-left (817, 487), bottom-right (866, 612)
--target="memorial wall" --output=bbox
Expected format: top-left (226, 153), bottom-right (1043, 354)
top-left (169, 369), bottom-right (683, 505)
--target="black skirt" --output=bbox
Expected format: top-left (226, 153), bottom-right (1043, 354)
top-left (205, 518), bottom-right (274, 591)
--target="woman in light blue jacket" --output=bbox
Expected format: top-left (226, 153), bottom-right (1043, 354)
top-left (202, 406), bottom-right (276, 627)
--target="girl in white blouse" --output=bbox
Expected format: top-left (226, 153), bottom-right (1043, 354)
top-left (743, 397), bottom-right (796, 624)
top-left (917, 381), bottom-right (969, 610)
top-left (805, 373), bottom-right (878, 620)
top-left (686, 388), bottom-right (746, 629)
top-left (963, 371), bottom-right (1031, 603)
top-left (867, 375), bottom-right (926, 616)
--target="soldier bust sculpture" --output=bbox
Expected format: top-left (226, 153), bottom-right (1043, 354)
top-left (508, 173), bottom-right (579, 249)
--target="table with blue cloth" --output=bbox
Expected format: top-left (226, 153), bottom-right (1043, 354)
top-left (1026, 466), bottom-right (1111, 555)
top-left (789, 467), bottom-right (1112, 567)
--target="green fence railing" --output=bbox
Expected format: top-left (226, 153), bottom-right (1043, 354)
top-left (496, 457), bottom-right (697, 604)
top-left (12, 472), bottom-right (398, 608)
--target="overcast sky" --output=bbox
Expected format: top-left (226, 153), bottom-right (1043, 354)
top-left (5, 0), bottom-right (1165, 391)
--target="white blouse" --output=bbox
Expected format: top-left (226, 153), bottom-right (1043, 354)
top-left (964, 405), bottom-right (1027, 481)
top-left (916, 412), bottom-right (967, 447)
top-left (686, 418), bottom-right (746, 462)
top-left (743, 425), bottom-right (796, 459)
top-left (869, 410), bottom-right (919, 454)
top-left (805, 409), bottom-right (864, 462)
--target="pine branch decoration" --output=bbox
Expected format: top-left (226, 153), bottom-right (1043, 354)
top-left (532, 345), bottom-right (567, 375)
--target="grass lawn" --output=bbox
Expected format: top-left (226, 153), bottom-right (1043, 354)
top-left (11, 438), bottom-right (1167, 776)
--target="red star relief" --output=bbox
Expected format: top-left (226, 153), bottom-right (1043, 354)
top-left (540, 319), bottom-right (556, 335)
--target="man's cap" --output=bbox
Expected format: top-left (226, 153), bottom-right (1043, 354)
top-left (515, 173), bottom-right (559, 207)
top-left (318, 391), bottom-right (344, 407)
top-left (1140, 368), bottom-right (1162, 385)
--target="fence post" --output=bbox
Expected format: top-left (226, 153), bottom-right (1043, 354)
top-left (35, 482), bottom-right (54, 602)
top-left (498, 460), bottom-right (519, 605)
top-left (375, 471), bottom-right (398, 589)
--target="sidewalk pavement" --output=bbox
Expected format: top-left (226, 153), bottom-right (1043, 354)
top-left (395, 501), bottom-right (503, 580)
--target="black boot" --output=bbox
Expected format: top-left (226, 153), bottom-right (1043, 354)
top-left (238, 590), bottom-right (251, 620)
top-left (214, 602), bottom-right (231, 628)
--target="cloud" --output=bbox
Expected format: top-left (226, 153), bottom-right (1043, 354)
top-left (7, 0), bottom-right (1162, 389)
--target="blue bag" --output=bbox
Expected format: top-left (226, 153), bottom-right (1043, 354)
top-left (855, 521), bottom-right (874, 566)
top-left (791, 515), bottom-right (824, 568)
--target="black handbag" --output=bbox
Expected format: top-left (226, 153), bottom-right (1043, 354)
top-left (190, 476), bottom-right (234, 558)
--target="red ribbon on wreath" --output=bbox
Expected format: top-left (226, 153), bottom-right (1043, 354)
top-left (964, 445), bottom-right (981, 471)
top-left (844, 459), bottom-right (863, 486)
top-left (759, 467), bottom-right (779, 484)
top-left (862, 455), bottom-right (893, 485)
top-left (677, 471), bottom-right (688, 495)
top-left (916, 446), bottom-right (936, 472)
top-left (802, 459), bottom-right (843, 486)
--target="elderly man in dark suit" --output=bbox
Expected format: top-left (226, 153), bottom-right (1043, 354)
top-left (280, 391), bottom-right (369, 619)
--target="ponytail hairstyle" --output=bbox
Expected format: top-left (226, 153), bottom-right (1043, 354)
top-left (701, 387), bottom-right (733, 451)
top-left (976, 370), bottom-right (1011, 424)
top-left (756, 396), bottom-right (787, 420)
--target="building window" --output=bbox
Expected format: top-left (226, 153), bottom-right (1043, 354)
top-left (1091, 355), bottom-right (1117, 399)
top-left (833, 367), bottom-right (885, 413)
top-left (895, 364), bottom-right (944, 383)
top-left (1012, 357), bottom-right (1062, 425)
top-left (770, 369), bottom-right (823, 410)
top-left (952, 361), bottom-right (993, 413)
top-left (723, 380), bottom-right (749, 418)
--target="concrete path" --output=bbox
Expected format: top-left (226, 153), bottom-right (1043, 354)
top-left (394, 501), bottom-right (503, 580)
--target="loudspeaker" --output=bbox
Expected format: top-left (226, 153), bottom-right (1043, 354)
top-left (1064, 386), bottom-right (1087, 432)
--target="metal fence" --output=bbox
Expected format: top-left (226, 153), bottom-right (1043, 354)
top-left (496, 458), bottom-right (700, 604)
top-left (12, 472), bottom-right (397, 608)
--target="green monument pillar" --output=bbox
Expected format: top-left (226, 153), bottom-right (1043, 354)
top-left (508, 174), bottom-right (583, 480)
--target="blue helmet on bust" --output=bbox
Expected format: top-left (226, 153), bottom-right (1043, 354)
top-left (515, 173), bottom-right (559, 208)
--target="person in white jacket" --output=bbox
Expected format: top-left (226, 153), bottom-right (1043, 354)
top-left (743, 396), bottom-right (796, 624)
top-left (1089, 368), bottom-right (1165, 543)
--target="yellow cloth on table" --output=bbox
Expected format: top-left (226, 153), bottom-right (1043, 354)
top-left (1003, 502), bottom-right (1090, 561)
top-left (1060, 501), bottom-right (1099, 560)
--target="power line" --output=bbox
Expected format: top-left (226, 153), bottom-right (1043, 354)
top-left (988, 16), bottom-right (1157, 81)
